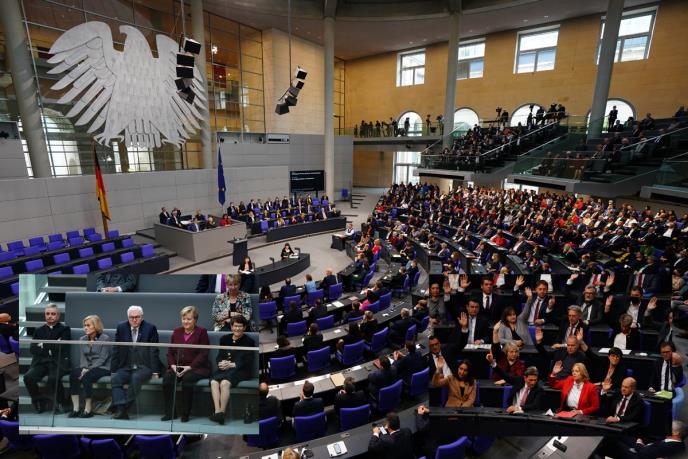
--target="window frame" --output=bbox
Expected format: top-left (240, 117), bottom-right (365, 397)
top-left (397, 49), bottom-right (426, 87)
top-left (597, 7), bottom-right (657, 63)
top-left (457, 38), bottom-right (486, 80)
top-left (514, 25), bottom-right (560, 74)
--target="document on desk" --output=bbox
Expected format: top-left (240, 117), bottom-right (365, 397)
top-left (327, 441), bottom-right (348, 457)
top-left (332, 301), bottom-right (344, 307)
top-left (330, 373), bottom-right (345, 387)
top-left (261, 454), bottom-right (278, 459)
top-left (555, 410), bottom-right (578, 418)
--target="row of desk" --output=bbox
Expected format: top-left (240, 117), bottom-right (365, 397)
top-left (265, 217), bottom-right (348, 242)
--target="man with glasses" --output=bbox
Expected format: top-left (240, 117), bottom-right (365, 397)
top-left (649, 341), bottom-right (684, 397)
top-left (111, 305), bottom-right (160, 420)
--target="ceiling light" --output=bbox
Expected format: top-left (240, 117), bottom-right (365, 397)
top-left (211, 45), bottom-right (218, 54)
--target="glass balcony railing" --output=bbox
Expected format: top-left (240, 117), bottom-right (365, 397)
top-left (655, 152), bottom-right (688, 188)
top-left (18, 338), bottom-right (259, 435)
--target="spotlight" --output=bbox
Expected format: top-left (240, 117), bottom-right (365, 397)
top-left (176, 53), bottom-right (195, 67)
top-left (182, 36), bottom-right (202, 55)
top-left (275, 101), bottom-right (290, 115)
top-left (294, 66), bottom-right (307, 80)
top-left (287, 85), bottom-right (300, 98)
top-left (285, 93), bottom-right (298, 107)
top-left (176, 66), bottom-right (194, 79)
top-left (292, 79), bottom-right (305, 90)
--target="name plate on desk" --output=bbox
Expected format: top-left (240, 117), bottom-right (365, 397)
top-left (327, 441), bottom-right (348, 457)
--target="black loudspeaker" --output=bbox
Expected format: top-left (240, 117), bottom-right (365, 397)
top-left (275, 102), bottom-right (290, 115)
top-left (285, 94), bottom-right (298, 106)
top-left (287, 85), bottom-right (300, 98)
top-left (182, 37), bottom-right (202, 55)
top-left (292, 79), bottom-right (305, 90)
top-left (294, 66), bottom-right (307, 80)
top-left (175, 78), bottom-right (192, 91)
top-left (178, 87), bottom-right (195, 104)
top-left (176, 53), bottom-right (195, 66)
top-left (176, 66), bottom-right (194, 79)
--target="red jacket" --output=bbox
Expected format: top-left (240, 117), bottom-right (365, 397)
top-left (548, 375), bottom-right (599, 415)
top-left (166, 326), bottom-right (211, 377)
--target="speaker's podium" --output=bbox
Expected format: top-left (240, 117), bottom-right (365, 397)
top-left (229, 238), bottom-right (248, 266)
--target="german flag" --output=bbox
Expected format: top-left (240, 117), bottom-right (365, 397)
top-left (94, 151), bottom-right (111, 220)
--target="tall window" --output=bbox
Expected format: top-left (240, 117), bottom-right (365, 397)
top-left (394, 151), bottom-right (420, 185)
top-left (453, 108), bottom-right (480, 134)
top-left (397, 50), bottom-right (425, 86)
top-left (515, 27), bottom-right (559, 73)
top-left (587, 99), bottom-right (635, 131)
top-left (597, 9), bottom-right (656, 63)
top-left (457, 39), bottom-right (485, 80)
top-left (510, 104), bottom-right (543, 127)
top-left (398, 111), bottom-right (423, 136)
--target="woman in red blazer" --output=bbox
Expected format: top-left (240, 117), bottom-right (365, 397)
top-left (161, 306), bottom-right (211, 422)
top-left (548, 362), bottom-right (599, 416)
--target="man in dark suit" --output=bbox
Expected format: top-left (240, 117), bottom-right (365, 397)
top-left (554, 305), bottom-right (588, 346)
top-left (491, 364), bottom-right (543, 413)
top-left (649, 342), bottom-right (684, 394)
top-left (278, 278), bottom-right (297, 309)
top-left (392, 341), bottom-right (426, 385)
top-left (426, 334), bottom-right (461, 406)
top-left (342, 301), bottom-right (364, 324)
top-left (368, 411), bottom-right (415, 459)
top-left (307, 299), bottom-right (329, 325)
top-left (187, 217), bottom-right (202, 232)
top-left (23, 304), bottom-right (71, 413)
top-left (319, 269), bottom-right (338, 298)
top-left (159, 207), bottom-right (170, 224)
top-left (111, 306), bottom-right (160, 419)
top-left (334, 376), bottom-right (367, 415)
top-left (291, 380), bottom-right (323, 419)
top-left (388, 308), bottom-right (413, 347)
top-left (578, 286), bottom-right (605, 326)
top-left (459, 299), bottom-right (491, 345)
top-left (368, 357), bottom-right (397, 397)
top-left (603, 377), bottom-right (644, 425)
top-left (535, 328), bottom-right (588, 379)
top-left (474, 277), bottom-right (514, 323)
top-left (195, 274), bottom-right (227, 294)
top-left (95, 272), bottom-right (137, 292)
top-left (258, 382), bottom-right (281, 422)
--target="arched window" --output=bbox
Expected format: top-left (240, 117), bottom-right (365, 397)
top-left (601, 99), bottom-right (635, 130)
top-left (510, 103), bottom-right (543, 127)
top-left (398, 111), bottom-right (422, 136)
top-left (453, 108), bottom-right (480, 134)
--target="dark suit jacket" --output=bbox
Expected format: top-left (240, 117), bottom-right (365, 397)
top-left (389, 317), bottom-right (413, 345)
top-left (393, 351), bottom-right (426, 384)
top-left (259, 395), bottom-right (281, 421)
top-left (278, 284), bottom-right (297, 305)
top-left (302, 334), bottom-right (324, 353)
top-left (30, 323), bottom-right (71, 370)
top-left (368, 428), bottom-right (415, 459)
top-left (95, 272), bottom-right (137, 292)
top-left (166, 326), bottom-right (211, 376)
top-left (195, 274), bottom-right (222, 293)
top-left (319, 274), bottom-right (338, 294)
top-left (578, 299), bottom-right (604, 326)
top-left (111, 320), bottom-right (160, 372)
top-left (555, 320), bottom-right (588, 345)
top-left (649, 358), bottom-right (684, 392)
top-left (360, 319), bottom-right (379, 342)
top-left (368, 366), bottom-right (398, 396)
top-left (603, 391), bottom-right (643, 424)
top-left (460, 312), bottom-right (492, 344)
top-left (635, 440), bottom-right (686, 459)
top-left (292, 397), bottom-right (324, 418)
top-left (159, 212), bottom-right (170, 224)
top-left (334, 390), bottom-right (367, 413)
top-left (494, 364), bottom-right (544, 412)
top-left (308, 305), bottom-right (329, 323)
top-left (608, 329), bottom-right (641, 351)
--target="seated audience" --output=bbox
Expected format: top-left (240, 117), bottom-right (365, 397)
top-left (258, 382), bottom-right (281, 422)
top-left (368, 412), bottom-right (414, 459)
top-left (431, 358), bottom-right (476, 408)
top-left (535, 328), bottom-right (587, 379)
top-left (292, 380), bottom-right (324, 419)
top-left (211, 274), bottom-right (253, 331)
top-left (334, 376), bottom-right (366, 415)
top-left (548, 362), bottom-right (599, 416)
top-left (393, 340), bottom-right (425, 385)
top-left (68, 315), bottom-right (110, 418)
top-left (487, 332), bottom-right (525, 383)
top-left (368, 357), bottom-right (398, 396)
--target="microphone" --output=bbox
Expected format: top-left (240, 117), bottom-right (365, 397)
top-left (269, 257), bottom-right (275, 266)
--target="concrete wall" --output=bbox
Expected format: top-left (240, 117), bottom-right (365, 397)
top-left (353, 150), bottom-right (394, 187)
top-left (0, 138), bottom-right (28, 179)
top-left (345, 0), bottom-right (688, 128)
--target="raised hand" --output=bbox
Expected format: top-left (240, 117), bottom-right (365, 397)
top-left (443, 282), bottom-right (452, 295)
top-left (602, 379), bottom-right (612, 392)
top-left (486, 352), bottom-right (494, 364)
top-left (605, 295), bottom-right (614, 313)
top-left (569, 272), bottom-right (579, 281)
top-left (548, 295), bottom-right (556, 308)
top-left (459, 312), bottom-right (468, 329)
top-left (605, 272), bottom-right (615, 288)
top-left (576, 327), bottom-right (585, 343)
top-left (672, 352), bottom-right (683, 366)
top-left (493, 320), bottom-right (502, 332)
top-left (535, 326), bottom-right (544, 344)
top-left (647, 297), bottom-right (658, 311)
top-left (525, 287), bottom-right (533, 299)
top-left (515, 275), bottom-right (526, 289)
top-left (552, 360), bottom-right (563, 375)
top-left (460, 274), bottom-right (471, 290)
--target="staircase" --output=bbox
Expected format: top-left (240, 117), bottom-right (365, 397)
top-left (350, 193), bottom-right (365, 210)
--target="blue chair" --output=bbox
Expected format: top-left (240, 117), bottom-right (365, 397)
top-left (141, 244), bottom-right (155, 258)
top-left (0, 252), bottom-right (16, 262)
top-left (34, 434), bottom-right (81, 459)
top-left (260, 220), bottom-right (269, 233)
top-left (120, 252), bottom-right (135, 263)
top-left (134, 435), bottom-right (178, 459)
top-left (392, 275), bottom-right (410, 297)
top-left (408, 367), bottom-right (429, 397)
top-left (11, 282), bottom-right (19, 296)
top-left (502, 385), bottom-right (513, 409)
top-left (405, 324), bottom-right (417, 342)
top-left (435, 436), bottom-right (469, 459)
top-left (340, 404), bottom-right (370, 430)
top-left (65, 230), bottom-right (80, 240)
top-left (29, 236), bottom-right (47, 251)
top-left (294, 412), bottom-right (327, 442)
top-left (72, 263), bottom-right (90, 274)
top-left (0, 337), bottom-right (9, 354)
top-left (307, 346), bottom-right (331, 372)
top-left (68, 236), bottom-right (84, 246)
top-left (378, 292), bottom-right (392, 310)
top-left (269, 355), bottom-right (296, 380)
top-left (336, 340), bottom-right (365, 366)
top-left (0, 420), bottom-right (34, 450)
top-left (328, 282), bottom-right (343, 301)
top-left (48, 233), bottom-right (63, 243)
top-left (79, 437), bottom-right (123, 459)
top-left (373, 379), bottom-right (403, 413)
top-left (47, 241), bottom-right (65, 251)
top-left (366, 301), bottom-right (380, 314)
top-left (101, 242), bottom-right (116, 253)
top-left (97, 257), bottom-right (113, 270)
top-left (643, 400), bottom-right (652, 427)
top-left (354, 271), bottom-right (374, 290)
top-left (287, 320), bottom-right (307, 337)
top-left (307, 289), bottom-right (324, 307)
top-left (283, 294), bottom-right (301, 307)
top-left (86, 233), bottom-right (103, 242)
top-left (78, 247), bottom-right (94, 258)
top-left (366, 327), bottom-right (389, 354)
top-left (9, 337), bottom-right (18, 357)
top-left (83, 227), bottom-right (96, 237)
top-left (413, 271), bottom-right (420, 287)
top-left (25, 259), bottom-right (44, 273)
top-left (245, 416), bottom-right (280, 448)
top-left (121, 238), bottom-right (135, 249)
top-left (107, 229), bottom-right (120, 238)
top-left (6, 240), bottom-right (25, 256)
top-left (53, 252), bottom-right (71, 265)
top-left (673, 387), bottom-right (684, 419)
top-left (22, 245), bottom-right (41, 257)
top-left (259, 301), bottom-right (278, 331)
top-left (316, 315), bottom-right (335, 330)
top-left (418, 315), bottom-right (430, 333)
top-left (470, 436), bottom-right (495, 455)
top-left (0, 266), bottom-right (13, 280)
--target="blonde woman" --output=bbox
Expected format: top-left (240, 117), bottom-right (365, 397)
top-left (68, 315), bottom-right (111, 418)
top-left (549, 362), bottom-right (599, 416)
top-left (211, 274), bottom-right (253, 331)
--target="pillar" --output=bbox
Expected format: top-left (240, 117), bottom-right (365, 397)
top-left (588, 0), bottom-right (624, 139)
top-left (324, 16), bottom-right (336, 200)
top-left (191, 0), bottom-right (213, 169)
top-left (443, 11), bottom-right (461, 148)
top-left (0, 0), bottom-right (52, 177)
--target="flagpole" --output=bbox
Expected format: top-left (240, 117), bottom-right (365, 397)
top-left (93, 141), bottom-right (110, 235)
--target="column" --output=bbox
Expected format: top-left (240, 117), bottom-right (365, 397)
top-left (0, 0), bottom-right (51, 177)
top-left (588, 0), bottom-right (624, 139)
top-left (191, 0), bottom-right (213, 169)
top-left (443, 11), bottom-right (461, 148)
top-left (323, 16), bottom-right (335, 200)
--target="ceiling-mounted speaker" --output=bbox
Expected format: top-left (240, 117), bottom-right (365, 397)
top-left (275, 102), bottom-right (290, 115)
top-left (176, 66), bottom-right (194, 79)
top-left (182, 37), bottom-right (202, 55)
top-left (285, 94), bottom-right (298, 107)
top-left (294, 66), bottom-right (307, 80)
top-left (176, 53), bottom-right (195, 67)
top-left (292, 79), bottom-right (305, 90)
top-left (178, 87), bottom-right (195, 104)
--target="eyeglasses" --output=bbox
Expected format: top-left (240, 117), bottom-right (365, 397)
top-left (128, 315), bottom-right (142, 319)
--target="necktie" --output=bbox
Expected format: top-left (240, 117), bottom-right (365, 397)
top-left (469, 317), bottom-right (475, 342)
top-left (485, 296), bottom-right (491, 311)
top-left (664, 362), bottom-right (671, 391)
top-left (131, 328), bottom-right (138, 343)
top-left (533, 299), bottom-right (541, 322)
top-left (617, 397), bottom-right (627, 417)
top-left (520, 387), bottom-right (530, 406)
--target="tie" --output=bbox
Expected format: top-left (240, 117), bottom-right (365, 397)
top-left (469, 317), bottom-right (475, 342)
top-left (636, 274), bottom-right (644, 288)
top-left (567, 326), bottom-right (574, 339)
top-left (485, 296), bottom-right (491, 311)
top-left (519, 387), bottom-right (530, 407)
top-left (617, 397), bottom-right (627, 417)
top-left (664, 362), bottom-right (671, 391)
top-left (131, 328), bottom-right (138, 343)
top-left (533, 299), bottom-right (541, 322)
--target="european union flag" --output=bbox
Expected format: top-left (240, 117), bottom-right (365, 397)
top-left (217, 146), bottom-right (226, 206)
